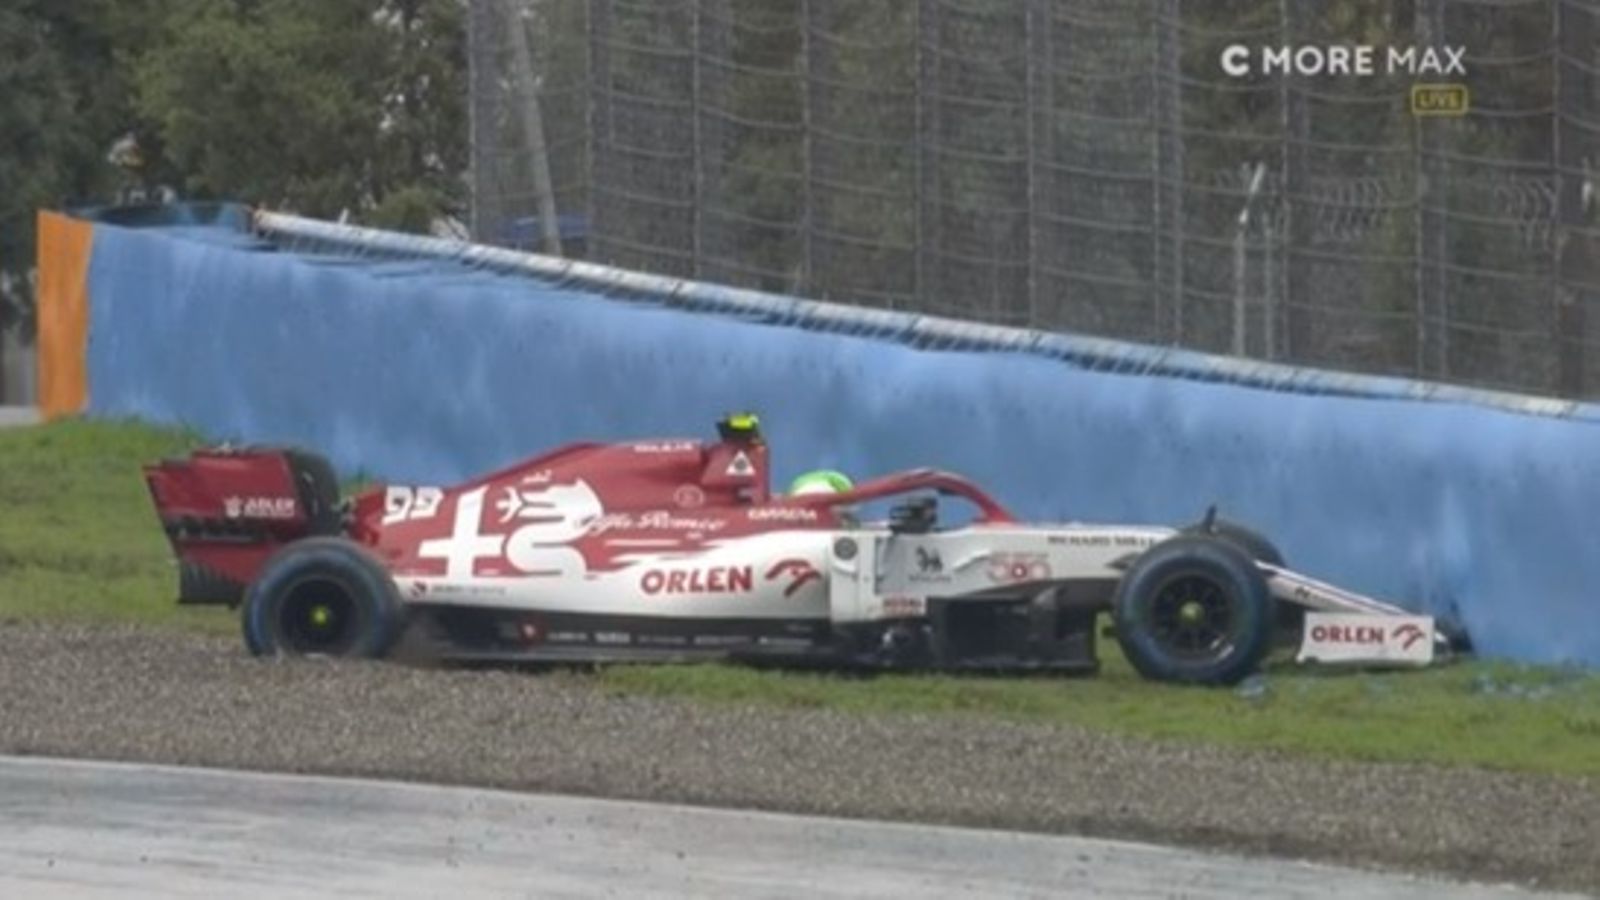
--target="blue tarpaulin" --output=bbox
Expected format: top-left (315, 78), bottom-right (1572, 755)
top-left (82, 218), bottom-right (1600, 665)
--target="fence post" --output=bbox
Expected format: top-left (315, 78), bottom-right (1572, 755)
top-left (586, 0), bottom-right (614, 264)
top-left (1154, 0), bottom-right (1184, 343)
top-left (0, 325), bottom-right (34, 406)
top-left (1234, 162), bottom-right (1265, 356)
top-left (1415, 0), bottom-right (1447, 380)
top-left (1275, 0), bottom-right (1292, 362)
top-left (1262, 182), bottom-right (1277, 361)
top-left (1554, 0), bottom-right (1592, 397)
top-left (798, 0), bottom-right (814, 295)
top-left (913, 0), bottom-right (935, 311)
top-left (502, 0), bottom-right (563, 256)
top-left (467, 0), bottom-right (500, 244)
top-left (1024, 0), bottom-right (1047, 327)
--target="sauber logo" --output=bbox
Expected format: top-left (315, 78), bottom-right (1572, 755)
top-left (638, 559), bottom-right (822, 598)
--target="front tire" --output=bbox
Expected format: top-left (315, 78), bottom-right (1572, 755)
top-left (1112, 535), bottom-right (1274, 685)
top-left (242, 537), bottom-right (403, 658)
top-left (1183, 516), bottom-right (1284, 567)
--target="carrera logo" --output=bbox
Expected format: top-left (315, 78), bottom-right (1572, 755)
top-left (747, 507), bottom-right (819, 522)
top-left (222, 495), bottom-right (297, 520)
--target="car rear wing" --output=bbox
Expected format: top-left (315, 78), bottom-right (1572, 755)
top-left (143, 447), bottom-right (345, 604)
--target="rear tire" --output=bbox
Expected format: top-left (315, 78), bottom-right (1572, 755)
top-left (281, 448), bottom-right (344, 536)
top-left (242, 537), bottom-right (403, 658)
top-left (1113, 536), bottom-right (1274, 685)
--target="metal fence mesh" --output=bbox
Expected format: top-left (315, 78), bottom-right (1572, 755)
top-left (469, 0), bottom-right (1600, 400)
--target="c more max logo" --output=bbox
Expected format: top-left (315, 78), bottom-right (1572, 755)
top-left (1220, 45), bottom-right (1466, 78)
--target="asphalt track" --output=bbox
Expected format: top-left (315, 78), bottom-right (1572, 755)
top-left (0, 756), bottom-right (1576, 899)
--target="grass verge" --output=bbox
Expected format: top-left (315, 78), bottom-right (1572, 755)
top-left (3, 418), bottom-right (1598, 776)
top-left (0, 418), bottom-right (226, 632)
top-left (599, 657), bottom-right (1600, 776)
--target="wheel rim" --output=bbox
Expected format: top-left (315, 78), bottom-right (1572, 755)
top-left (277, 576), bottom-right (361, 655)
top-left (1145, 572), bottom-right (1238, 661)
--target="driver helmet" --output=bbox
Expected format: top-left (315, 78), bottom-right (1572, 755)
top-left (788, 469), bottom-right (854, 496)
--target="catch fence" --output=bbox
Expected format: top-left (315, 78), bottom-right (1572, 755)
top-left (468, 0), bottom-right (1600, 399)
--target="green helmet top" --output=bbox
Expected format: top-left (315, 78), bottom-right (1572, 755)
top-left (788, 469), bottom-right (854, 496)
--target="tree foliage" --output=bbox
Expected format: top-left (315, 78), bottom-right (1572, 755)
top-left (0, 0), bottom-right (144, 331)
top-left (0, 0), bottom-right (468, 330)
top-left (133, 0), bottom-right (465, 222)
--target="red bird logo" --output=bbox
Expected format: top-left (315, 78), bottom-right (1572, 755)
top-left (1391, 623), bottom-right (1426, 651)
top-left (764, 558), bottom-right (822, 598)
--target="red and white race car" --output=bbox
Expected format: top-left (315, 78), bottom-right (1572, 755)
top-left (145, 414), bottom-right (1447, 684)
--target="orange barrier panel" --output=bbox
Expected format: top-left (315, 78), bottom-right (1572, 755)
top-left (36, 211), bottom-right (94, 418)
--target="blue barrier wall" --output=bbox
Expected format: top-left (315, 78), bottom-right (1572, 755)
top-left (85, 221), bottom-right (1600, 665)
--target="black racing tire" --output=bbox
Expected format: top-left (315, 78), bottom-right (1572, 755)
top-left (1179, 517), bottom-right (1301, 640)
top-left (281, 448), bottom-right (345, 536)
top-left (241, 537), bottom-right (403, 658)
top-left (1113, 535), bottom-right (1274, 685)
top-left (1183, 517), bottom-right (1285, 568)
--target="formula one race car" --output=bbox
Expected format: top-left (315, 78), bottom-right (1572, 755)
top-left (144, 414), bottom-right (1445, 685)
